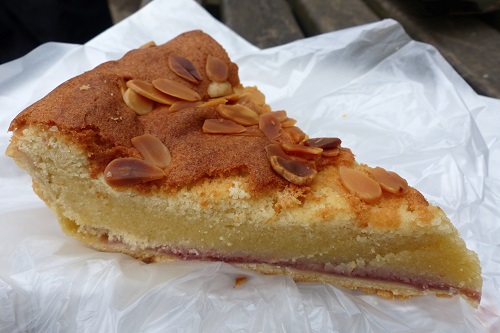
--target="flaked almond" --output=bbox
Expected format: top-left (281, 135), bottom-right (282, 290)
top-left (131, 134), bottom-right (172, 168)
top-left (304, 137), bottom-right (341, 150)
top-left (207, 81), bottom-right (232, 98)
top-left (202, 118), bottom-right (246, 134)
top-left (259, 112), bottom-right (282, 140)
top-left (369, 167), bottom-right (408, 195)
top-left (233, 125), bottom-right (265, 137)
top-left (322, 147), bottom-right (340, 157)
top-left (126, 79), bottom-right (179, 105)
top-left (139, 41), bottom-right (156, 49)
top-left (283, 126), bottom-right (306, 144)
top-left (118, 80), bottom-right (128, 96)
top-left (152, 78), bottom-right (201, 101)
top-left (224, 92), bottom-right (244, 103)
top-left (104, 158), bottom-right (165, 187)
top-left (269, 155), bottom-right (317, 186)
top-left (217, 104), bottom-right (259, 126)
top-left (272, 110), bottom-right (288, 122)
top-left (123, 88), bottom-right (154, 115)
top-left (168, 55), bottom-right (201, 84)
top-left (339, 166), bottom-right (382, 203)
top-left (265, 143), bottom-right (289, 160)
top-left (282, 142), bottom-right (323, 159)
top-left (281, 117), bottom-right (297, 128)
top-left (239, 87), bottom-right (266, 105)
top-left (198, 97), bottom-right (228, 108)
top-left (169, 101), bottom-right (202, 112)
top-left (206, 55), bottom-right (229, 82)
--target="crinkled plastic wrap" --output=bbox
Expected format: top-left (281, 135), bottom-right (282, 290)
top-left (1, 0), bottom-right (499, 331)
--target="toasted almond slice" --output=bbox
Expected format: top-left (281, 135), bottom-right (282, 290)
top-left (283, 126), bottom-right (306, 144)
top-left (152, 78), bottom-right (201, 101)
top-left (259, 112), bottom-right (282, 140)
top-left (126, 79), bottom-right (179, 105)
top-left (265, 143), bottom-right (290, 159)
top-left (118, 80), bottom-right (128, 96)
top-left (207, 81), bottom-right (233, 98)
top-left (233, 125), bottom-right (265, 137)
top-left (369, 167), bottom-right (408, 195)
top-left (169, 101), bottom-right (202, 112)
top-left (224, 93), bottom-right (244, 103)
top-left (339, 166), bottom-right (382, 203)
top-left (123, 88), bottom-right (154, 115)
top-left (104, 158), bottom-right (165, 187)
top-left (217, 104), bottom-right (260, 126)
top-left (269, 155), bottom-right (317, 185)
top-left (322, 147), bottom-right (340, 157)
top-left (168, 55), bottom-right (201, 84)
top-left (131, 134), bottom-right (172, 168)
top-left (202, 118), bottom-right (246, 134)
top-left (239, 87), bottom-right (266, 105)
top-left (282, 142), bottom-right (323, 159)
top-left (281, 117), bottom-right (297, 128)
top-left (139, 41), bottom-right (157, 49)
top-left (198, 97), bottom-right (228, 108)
top-left (304, 137), bottom-right (342, 150)
top-left (206, 55), bottom-right (229, 82)
top-left (272, 110), bottom-right (288, 122)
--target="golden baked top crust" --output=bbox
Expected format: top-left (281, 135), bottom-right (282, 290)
top-left (9, 30), bottom-right (355, 194)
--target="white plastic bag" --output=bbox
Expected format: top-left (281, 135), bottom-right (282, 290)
top-left (1, 0), bottom-right (499, 331)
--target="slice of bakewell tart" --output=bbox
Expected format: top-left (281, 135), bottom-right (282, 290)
top-left (6, 30), bottom-right (482, 306)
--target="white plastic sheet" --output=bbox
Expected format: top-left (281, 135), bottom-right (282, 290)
top-left (1, 0), bottom-right (499, 331)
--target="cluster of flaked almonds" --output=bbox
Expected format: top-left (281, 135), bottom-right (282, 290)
top-left (104, 134), bottom-right (171, 187)
top-left (121, 52), bottom-right (232, 115)
top-left (105, 41), bottom-right (409, 204)
top-left (339, 166), bottom-right (408, 203)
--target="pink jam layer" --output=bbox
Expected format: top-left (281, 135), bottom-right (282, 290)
top-left (151, 244), bottom-right (480, 303)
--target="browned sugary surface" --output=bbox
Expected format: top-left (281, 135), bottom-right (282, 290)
top-left (9, 30), bottom-right (355, 193)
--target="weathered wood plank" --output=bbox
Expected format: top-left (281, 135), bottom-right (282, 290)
top-left (220, 0), bottom-right (304, 48)
top-left (364, 0), bottom-right (500, 98)
top-left (288, 0), bottom-right (379, 35)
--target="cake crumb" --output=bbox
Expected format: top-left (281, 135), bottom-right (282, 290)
top-left (79, 84), bottom-right (91, 91)
top-left (233, 276), bottom-right (248, 288)
top-left (229, 181), bottom-right (250, 199)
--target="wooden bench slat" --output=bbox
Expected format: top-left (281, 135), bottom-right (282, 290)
top-left (364, 0), bottom-right (500, 98)
top-left (289, 0), bottom-right (379, 36)
top-left (220, 0), bottom-right (304, 48)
